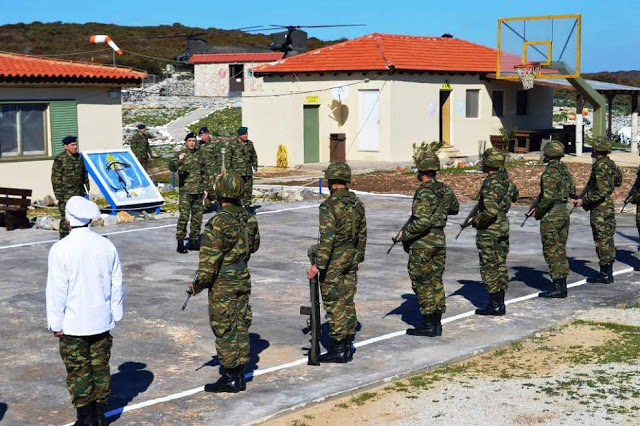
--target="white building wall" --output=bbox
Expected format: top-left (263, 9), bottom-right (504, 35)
top-left (194, 62), bottom-right (268, 97)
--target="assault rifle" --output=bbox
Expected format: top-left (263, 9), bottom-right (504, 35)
top-left (387, 217), bottom-right (412, 254)
top-left (300, 245), bottom-right (321, 366)
top-left (521, 197), bottom-right (540, 227)
top-left (181, 289), bottom-right (193, 311)
top-left (621, 185), bottom-right (638, 213)
top-left (569, 186), bottom-right (588, 215)
top-left (455, 201), bottom-right (481, 239)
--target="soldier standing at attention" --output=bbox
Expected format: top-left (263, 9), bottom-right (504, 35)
top-left (307, 162), bottom-right (367, 363)
top-left (169, 132), bottom-right (208, 253)
top-left (400, 143), bottom-right (459, 337)
top-left (532, 141), bottom-right (576, 298)
top-left (46, 196), bottom-right (123, 425)
top-left (130, 124), bottom-right (151, 171)
top-left (473, 148), bottom-right (519, 316)
top-left (574, 137), bottom-right (622, 283)
top-left (629, 164), bottom-right (640, 271)
top-left (188, 173), bottom-right (260, 393)
top-left (198, 126), bottom-right (223, 209)
top-left (224, 126), bottom-right (258, 207)
top-left (51, 135), bottom-right (89, 239)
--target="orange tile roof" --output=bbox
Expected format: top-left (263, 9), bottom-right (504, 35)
top-left (254, 33), bottom-right (500, 74)
top-left (0, 52), bottom-right (147, 84)
top-left (189, 52), bottom-right (284, 64)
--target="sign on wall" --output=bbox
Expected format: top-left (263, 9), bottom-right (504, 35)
top-left (305, 95), bottom-right (320, 104)
top-left (441, 82), bottom-right (453, 91)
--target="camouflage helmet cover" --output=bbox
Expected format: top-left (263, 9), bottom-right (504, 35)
top-left (543, 140), bottom-right (565, 157)
top-left (482, 148), bottom-right (506, 169)
top-left (216, 172), bottom-right (244, 199)
top-left (325, 161), bottom-right (351, 183)
top-left (591, 137), bottom-right (612, 153)
top-left (415, 152), bottom-right (441, 171)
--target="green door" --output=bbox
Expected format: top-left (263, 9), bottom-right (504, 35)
top-left (303, 105), bottom-right (320, 163)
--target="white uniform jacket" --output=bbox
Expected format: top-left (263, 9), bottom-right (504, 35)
top-left (46, 227), bottom-right (124, 335)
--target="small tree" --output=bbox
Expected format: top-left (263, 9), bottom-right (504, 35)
top-left (498, 126), bottom-right (518, 153)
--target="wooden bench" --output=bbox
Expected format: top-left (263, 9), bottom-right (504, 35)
top-left (0, 187), bottom-right (32, 231)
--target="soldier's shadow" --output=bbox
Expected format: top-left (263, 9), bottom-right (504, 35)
top-left (382, 294), bottom-right (422, 328)
top-left (317, 321), bottom-right (362, 353)
top-left (616, 248), bottom-right (640, 269)
top-left (451, 280), bottom-right (487, 309)
top-left (568, 257), bottom-right (598, 278)
top-left (106, 362), bottom-right (154, 423)
top-left (511, 266), bottom-right (549, 291)
top-left (0, 402), bottom-right (7, 422)
top-left (199, 333), bottom-right (270, 383)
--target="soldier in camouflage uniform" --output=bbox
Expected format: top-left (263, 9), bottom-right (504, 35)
top-left (51, 135), bottom-right (90, 239)
top-left (307, 162), bottom-right (366, 363)
top-left (629, 165), bottom-right (640, 271)
top-left (225, 126), bottom-right (258, 207)
top-left (401, 143), bottom-right (459, 337)
top-left (189, 172), bottom-right (260, 393)
top-left (169, 132), bottom-right (208, 253)
top-left (198, 126), bottom-right (223, 209)
top-left (472, 148), bottom-right (519, 316)
top-left (574, 137), bottom-right (622, 283)
top-left (130, 124), bottom-right (151, 171)
top-left (532, 141), bottom-right (576, 298)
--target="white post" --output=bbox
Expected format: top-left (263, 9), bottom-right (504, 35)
top-left (632, 111), bottom-right (638, 154)
top-left (575, 114), bottom-right (583, 156)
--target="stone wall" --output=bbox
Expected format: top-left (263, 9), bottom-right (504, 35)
top-left (194, 63), bottom-right (265, 97)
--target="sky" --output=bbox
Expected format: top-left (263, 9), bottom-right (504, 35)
top-left (1, 0), bottom-right (638, 72)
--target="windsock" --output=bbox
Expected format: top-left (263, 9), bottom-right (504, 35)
top-left (90, 35), bottom-right (123, 55)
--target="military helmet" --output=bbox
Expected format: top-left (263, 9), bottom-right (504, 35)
top-left (481, 148), bottom-right (505, 169)
top-left (216, 172), bottom-right (244, 199)
top-left (591, 137), bottom-right (612, 153)
top-left (325, 161), bottom-right (351, 183)
top-left (415, 152), bottom-right (441, 171)
top-left (543, 140), bottom-right (565, 158)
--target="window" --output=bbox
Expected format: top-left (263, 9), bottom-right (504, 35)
top-left (465, 89), bottom-right (479, 118)
top-left (0, 104), bottom-right (47, 157)
top-left (492, 91), bottom-right (504, 117)
top-left (516, 90), bottom-right (528, 116)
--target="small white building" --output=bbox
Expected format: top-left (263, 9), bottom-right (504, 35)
top-left (189, 52), bottom-right (284, 97)
top-left (0, 53), bottom-right (146, 199)
top-left (244, 33), bottom-right (556, 166)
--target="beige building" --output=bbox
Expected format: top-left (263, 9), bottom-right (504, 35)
top-left (0, 53), bottom-right (146, 199)
top-left (244, 33), bottom-right (554, 166)
top-left (189, 52), bottom-right (284, 97)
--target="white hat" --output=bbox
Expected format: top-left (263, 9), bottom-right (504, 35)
top-left (65, 196), bottom-right (101, 227)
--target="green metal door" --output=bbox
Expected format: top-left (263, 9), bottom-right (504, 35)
top-left (303, 106), bottom-right (320, 163)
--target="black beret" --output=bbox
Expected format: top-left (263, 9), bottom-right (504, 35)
top-left (62, 135), bottom-right (77, 145)
top-left (137, 124), bottom-right (146, 129)
top-left (184, 132), bottom-right (197, 141)
top-left (198, 126), bottom-right (209, 135)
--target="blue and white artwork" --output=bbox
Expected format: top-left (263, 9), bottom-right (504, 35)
top-left (82, 149), bottom-right (164, 211)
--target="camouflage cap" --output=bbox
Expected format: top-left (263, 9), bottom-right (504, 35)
top-left (415, 152), bottom-right (441, 171)
top-left (325, 161), bottom-right (351, 183)
top-left (591, 137), bottom-right (612, 153)
top-left (216, 172), bottom-right (244, 199)
top-left (482, 148), bottom-right (505, 169)
top-left (543, 140), bottom-right (565, 157)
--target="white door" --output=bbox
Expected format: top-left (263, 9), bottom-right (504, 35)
top-left (359, 90), bottom-right (380, 151)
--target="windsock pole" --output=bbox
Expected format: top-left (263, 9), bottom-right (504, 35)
top-left (90, 35), bottom-right (123, 65)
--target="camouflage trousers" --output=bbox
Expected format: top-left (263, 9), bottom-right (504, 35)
top-left (59, 332), bottom-right (112, 408)
top-left (590, 203), bottom-right (616, 265)
top-left (407, 247), bottom-right (446, 314)
top-left (541, 217), bottom-right (570, 279)
top-left (209, 278), bottom-right (252, 369)
top-left (476, 232), bottom-right (510, 294)
top-left (241, 175), bottom-right (253, 206)
top-left (636, 205), bottom-right (640, 237)
top-left (176, 192), bottom-right (203, 241)
top-left (137, 156), bottom-right (149, 173)
top-left (58, 200), bottom-right (69, 239)
top-left (320, 269), bottom-right (358, 341)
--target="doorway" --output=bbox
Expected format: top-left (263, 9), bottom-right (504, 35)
top-left (303, 105), bottom-right (320, 163)
top-left (439, 90), bottom-right (452, 146)
top-left (229, 64), bottom-right (244, 92)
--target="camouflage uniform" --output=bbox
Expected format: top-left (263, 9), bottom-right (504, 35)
top-left (130, 131), bottom-right (151, 171)
top-left (630, 166), bottom-right (640, 235)
top-left (169, 147), bottom-right (207, 241)
top-left (225, 138), bottom-right (258, 205)
top-left (200, 140), bottom-right (224, 198)
top-left (51, 151), bottom-right (89, 238)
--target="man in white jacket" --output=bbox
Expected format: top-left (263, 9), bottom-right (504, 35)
top-left (46, 196), bottom-right (123, 426)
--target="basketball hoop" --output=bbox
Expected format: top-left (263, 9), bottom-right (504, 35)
top-left (515, 63), bottom-right (541, 90)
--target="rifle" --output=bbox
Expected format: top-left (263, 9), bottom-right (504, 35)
top-left (621, 185), bottom-right (638, 213)
top-left (300, 245), bottom-right (321, 366)
top-left (387, 217), bottom-right (412, 254)
top-left (569, 186), bottom-right (587, 215)
top-left (521, 197), bottom-right (540, 227)
top-left (181, 289), bottom-right (193, 311)
top-left (455, 201), bottom-right (481, 239)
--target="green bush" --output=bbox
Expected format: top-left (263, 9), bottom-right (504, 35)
top-left (188, 107), bottom-right (241, 137)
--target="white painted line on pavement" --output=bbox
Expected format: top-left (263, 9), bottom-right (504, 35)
top-left (59, 266), bottom-right (634, 425)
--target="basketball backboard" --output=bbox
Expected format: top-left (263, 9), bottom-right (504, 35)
top-left (497, 14), bottom-right (581, 83)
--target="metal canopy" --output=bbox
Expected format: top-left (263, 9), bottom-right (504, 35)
top-left (534, 78), bottom-right (640, 95)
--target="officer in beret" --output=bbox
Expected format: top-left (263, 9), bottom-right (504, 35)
top-left (198, 126), bottom-right (223, 210)
top-left (224, 127), bottom-right (258, 207)
top-left (130, 123), bottom-right (151, 171)
top-left (51, 136), bottom-right (90, 239)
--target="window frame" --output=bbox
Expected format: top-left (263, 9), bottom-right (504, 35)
top-left (465, 89), bottom-right (480, 119)
top-left (0, 102), bottom-right (50, 159)
top-left (516, 90), bottom-right (528, 116)
top-left (491, 90), bottom-right (504, 117)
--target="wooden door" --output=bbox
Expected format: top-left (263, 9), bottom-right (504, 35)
top-left (229, 64), bottom-right (244, 92)
top-left (440, 90), bottom-right (451, 146)
top-left (303, 106), bottom-right (320, 163)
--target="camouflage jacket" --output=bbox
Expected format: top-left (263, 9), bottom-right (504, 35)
top-left (129, 132), bottom-right (151, 161)
top-left (403, 179), bottom-right (459, 248)
top-left (582, 156), bottom-right (622, 211)
top-left (225, 138), bottom-right (257, 176)
top-left (631, 166), bottom-right (640, 205)
top-left (169, 147), bottom-right (207, 194)
top-left (316, 188), bottom-right (367, 271)
top-left (193, 205), bottom-right (260, 293)
top-left (535, 160), bottom-right (576, 221)
top-left (51, 151), bottom-right (89, 200)
top-left (472, 170), bottom-right (519, 236)
top-left (199, 140), bottom-right (224, 180)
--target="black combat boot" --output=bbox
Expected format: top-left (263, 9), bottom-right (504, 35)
top-left (319, 339), bottom-right (349, 363)
top-left (587, 264), bottom-right (614, 284)
top-left (177, 240), bottom-right (188, 254)
top-left (73, 404), bottom-right (93, 426)
top-left (93, 402), bottom-right (108, 426)
top-left (434, 311), bottom-right (443, 336)
top-left (499, 290), bottom-right (507, 315)
top-left (602, 264), bottom-right (614, 283)
top-left (345, 335), bottom-right (355, 362)
top-left (188, 238), bottom-right (200, 251)
top-left (475, 292), bottom-right (504, 316)
top-left (539, 278), bottom-right (566, 298)
top-left (407, 313), bottom-right (438, 337)
top-left (236, 364), bottom-right (247, 391)
top-left (204, 366), bottom-right (243, 393)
